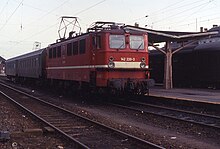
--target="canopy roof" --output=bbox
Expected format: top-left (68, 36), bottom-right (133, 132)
top-left (124, 25), bottom-right (219, 43)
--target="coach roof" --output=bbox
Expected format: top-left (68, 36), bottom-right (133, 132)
top-left (6, 48), bottom-right (45, 62)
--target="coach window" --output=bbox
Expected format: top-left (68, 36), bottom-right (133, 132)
top-left (109, 35), bottom-right (125, 49)
top-left (79, 39), bottom-right (86, 54)
top-left (57, 46), bottom-right (61, 58)
top-left (31, 59), bottom-right (33, 67)
top-left (67, 43), bottom-right (72, 56)
top-left (72, 41), bottom-right (78, 55)
top-left (49, 48), bottom-right (52, 59)
top-left (130, 35), bottom-right (144, 50)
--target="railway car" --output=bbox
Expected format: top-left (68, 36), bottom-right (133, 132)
top-left (5, 60), bottom-right (16, 79)
top-left (5, 49), bottom-right (46, 82)
top-left (192, 29), bottom-right (220, 88)
top-left (46, 22), bottom-right (153, 95)
top-left (5, 22), bottom-right (154, 95)
top-left (172, 43), bottom-right (197, 87)
top-left (149, 49), bottom-right (164, 84)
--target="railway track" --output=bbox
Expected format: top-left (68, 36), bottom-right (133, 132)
top-left (0, 82), bottom-right (165, 149)
top-left (108, 99), bottom-right (220, 130)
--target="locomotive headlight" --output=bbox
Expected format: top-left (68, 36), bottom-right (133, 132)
top-left (140, 62), bottom-right (146, 68)
top-left (108, 61), bottom-right (115, 68)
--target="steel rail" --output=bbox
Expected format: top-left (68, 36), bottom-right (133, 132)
top-left (0, 90), bottom-right (90, 149)
top-left (0, 82), bottom-right (165, 149)
top-left (130, 100), bottom-right (220, 120)
top-left (108, 101), bottom-right (220, 130)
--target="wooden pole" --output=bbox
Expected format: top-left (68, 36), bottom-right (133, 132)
top-left (164, 41), bottom-right (173, 89)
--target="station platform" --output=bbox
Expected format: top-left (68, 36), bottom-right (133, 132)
top-left (149, 87), bottom-right (220, 105)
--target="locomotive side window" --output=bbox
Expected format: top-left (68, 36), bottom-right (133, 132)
top-left (109, 35), bottom-right (125, 49)
top-left (67, 43), bottom-right (72, 56)
top-left (49, 48), bottom-right (52, 59)
top-left (79, 39), bottom-right (86, 54)
top-left (57, 46), bottom-right (61, 58)
top-left (72, 41), bottom-right (78, 55)
top-left (130, 35), bottom-right (144, 50)
top-left (53, 47), bottom-right (57, 58)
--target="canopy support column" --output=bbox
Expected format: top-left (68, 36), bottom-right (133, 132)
top-left (164, 41), bottom-right (173, 89)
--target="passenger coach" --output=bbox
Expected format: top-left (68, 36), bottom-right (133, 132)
top-left (5, 49), bottom-right (46, 81)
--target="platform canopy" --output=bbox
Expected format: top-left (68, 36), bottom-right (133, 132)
top-left (123, 25), bottom-right (219, 89)
top-left (124, 25), bottom-right (218, 43)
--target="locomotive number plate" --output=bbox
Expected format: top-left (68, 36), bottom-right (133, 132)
top-left (121, 57), bottom-right (135, 61)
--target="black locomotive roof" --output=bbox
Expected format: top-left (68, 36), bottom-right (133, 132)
top-left (195, 42), bottom-right (220, 51)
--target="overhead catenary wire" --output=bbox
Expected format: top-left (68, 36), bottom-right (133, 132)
top-left (0, 0), bottom-right (24, 32)
top-left (74, 0), bottom-right (106, 15)
top-left (17, 0), bottom-right (107, 43)
top-left (25, 0), bottom-right (71, 26)
top-left (156, 0), bottom-right (215, 30)
top-left (2, 0), bottom-right (220, 59)
top-left (122, 0), bottom-right (219, 33)
top-left (125, 0), bottom-right (188, 24)
top-left (126, 0), bottom-right (213, 29)
top-left (12, 0), bottom-right (49, 13)
top-left (5, 0), bottom-right (108, 52)
top-left (0, 0), bottom-right (10, 19)
top-left (152, 0), bottom-right (214, 25)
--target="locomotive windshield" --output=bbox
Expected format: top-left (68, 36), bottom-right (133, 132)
top-left (130, 35), bottom-right (144, 50)
top-left (109, 35), bottom-right (144, 50)
top-left (109, 35), bottom-right (125, 49)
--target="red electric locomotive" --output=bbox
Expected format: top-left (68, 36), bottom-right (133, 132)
top-left (46, 22), bottom-right (153, 95)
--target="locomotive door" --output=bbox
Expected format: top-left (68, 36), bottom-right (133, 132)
top-left (91, 34), bottom-right (101, 64)
top-left (89, 34), bottom-right (101, 86)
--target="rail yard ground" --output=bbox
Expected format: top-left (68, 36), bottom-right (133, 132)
top-left (0, 76), bottom-right (219, 149)
top-left (0, 92), bottom-right (75, 149)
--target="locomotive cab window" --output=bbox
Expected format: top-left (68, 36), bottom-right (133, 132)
top-left (109, 35), bottom-right (125, 49)
top-left (130, 35), bottom-right (144, 50)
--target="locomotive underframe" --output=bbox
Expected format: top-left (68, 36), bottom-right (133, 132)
top-left (107, 78), bottom-right (154, 95)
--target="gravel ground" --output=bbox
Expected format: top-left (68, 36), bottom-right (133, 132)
top-left (58, 100), bottom-right (220, 149)
top-left (0, 93), bottom-right (75, 149)
top-left (1, 78), bottom-right (220, 149)
top-left (39, 93), bottom-right (220, 149)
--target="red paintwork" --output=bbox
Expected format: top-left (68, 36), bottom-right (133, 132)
top-left (46, 29), bottom-right (149, 88)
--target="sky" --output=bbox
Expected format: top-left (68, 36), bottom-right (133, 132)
top-left (0, 0), bottom-right (220, 59)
